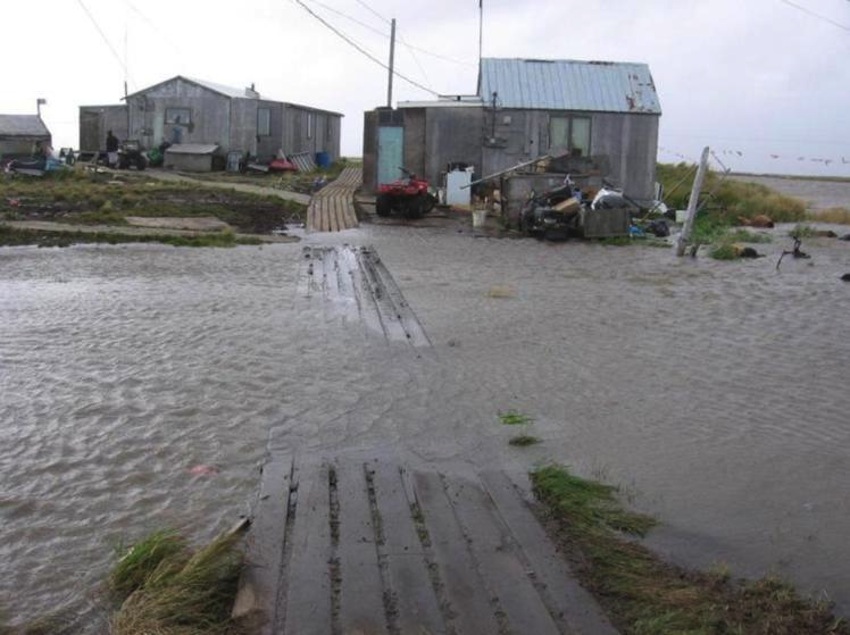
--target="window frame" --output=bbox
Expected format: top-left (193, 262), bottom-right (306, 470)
top-left (257, 107), bottom-right (271, 137)
top-left (549, 114), bottom-right (592, 157)
top-left (165, 107), bottom-right (192, 125)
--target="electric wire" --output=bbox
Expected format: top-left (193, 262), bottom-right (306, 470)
top-left (302, 0), bottom-right (474, 67)
top-left (75, 0), bottom-right (132, 82)
top-left (290, 0), bottom-right (439, 96)
top-left (353, 0), bottom-right (390, 24)
top-left (779, 0), bottom-right (850, 31)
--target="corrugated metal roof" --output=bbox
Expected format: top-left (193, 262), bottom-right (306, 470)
top-left (0, 114), bottom-right (51, 137)
top-left (184, 77), bottom-right (260, 99)
top-left (478, 58), bottom-right (661, 114)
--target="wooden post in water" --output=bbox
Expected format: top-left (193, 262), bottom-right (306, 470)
top-left (676, 146), bottom-right (710, 257)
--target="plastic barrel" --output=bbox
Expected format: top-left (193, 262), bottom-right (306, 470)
top-left (315, 151), bottom-right (331, 168)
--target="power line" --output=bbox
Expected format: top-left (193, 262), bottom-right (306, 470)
top-left (290, 0), bottom-right (439, 96)
top-left (302, 0), bottom-right (474, 67)
top-left (75, 0), bottom-right (131, 82)
top-left (353, 0), bottom-right (390, 25)
top-left (779, 0), bottom-right (850, 31)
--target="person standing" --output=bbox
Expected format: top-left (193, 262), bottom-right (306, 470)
top-left (106, 130), bottom-right (119, 168)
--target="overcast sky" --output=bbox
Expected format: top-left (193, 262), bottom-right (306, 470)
top-left (3, 0), bottom-right (849, 176)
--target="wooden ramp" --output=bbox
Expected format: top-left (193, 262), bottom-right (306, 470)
top-left (307, 166), bottom-right (362, 232)
top-left (234, 456), bottom-right (618, 634)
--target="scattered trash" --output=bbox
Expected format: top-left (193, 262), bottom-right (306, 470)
top-left (776, 237), bottom-right (811, 271)
top-left (645, 219), bottom-right (670, 237)
top-left (188, 465), bottom-right (220, 477)
top-left (740, 214), bottom-right (774, 228)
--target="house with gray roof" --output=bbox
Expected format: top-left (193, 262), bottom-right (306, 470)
top-left (363, 57), bottom-right (662, 205)
top-left (80, 76), bottom-right (342, 170)
top-left (0, 114), bottom-right (52, 162)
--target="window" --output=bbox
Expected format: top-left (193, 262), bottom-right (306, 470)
top-left (165, 108), bottom-right (191, 125)
top-left (549, 115), bottom-right (591, 157)
top-left (307, 112), bottom-right (314, 139)
top-left (257, 108), bottom-right (271, 136)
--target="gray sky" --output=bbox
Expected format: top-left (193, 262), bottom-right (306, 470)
top-left (3, 0), bottom-right (849, 176)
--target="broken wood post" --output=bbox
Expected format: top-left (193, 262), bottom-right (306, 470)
top-left (676, 146), bottom-right (710, 257)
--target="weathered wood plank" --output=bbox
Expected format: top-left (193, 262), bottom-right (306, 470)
top-left (335, 461), bottom-right (389, 634)
top-left (480, 471), bottom-right (619, 635)
top-left (282, 462), bottom-right (333, 635)
top-left (232, 454), bottom-right (293, 634)
top-left (371, 463), bottom-right (446, 634)
top-left (444, 475), bottom-right (561, 635)
top-left (412, 471), bottom-right (501, 634)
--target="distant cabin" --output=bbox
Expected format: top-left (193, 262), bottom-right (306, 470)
top-left (0, 114), bottom-right (52, 162)
top-left (80, 76), bottom-right (343, 170)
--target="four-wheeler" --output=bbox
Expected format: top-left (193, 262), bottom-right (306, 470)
top-left (376, 167), bottom-right (437, 219)
top-left (117, 140), bottom-right (148, 170)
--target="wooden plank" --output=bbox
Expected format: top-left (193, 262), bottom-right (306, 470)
top-left (372, 463), bottom-right (446, 634)
top-left (330, 198), bottom-right (340, 233)
top-left (335, 461), bottom-right (389, 634)
top-left (282, 462), bottom-right (333, 635)
top-left (232, 453), bottom-right (293, 633)
top-left (480, 471), bottom-right (619, 635)
top-left (444, 475), bottom-right (560, 635)
top-left (412, 471), bottom-right (501, 634)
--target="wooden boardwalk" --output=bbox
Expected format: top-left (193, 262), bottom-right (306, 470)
top-left (307, 166), bottom-right (362, 232)
top-left (233, 456), bottom-right (618, 634)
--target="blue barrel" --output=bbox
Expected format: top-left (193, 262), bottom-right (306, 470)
top-left (315, 151), bottom-right (331, 168)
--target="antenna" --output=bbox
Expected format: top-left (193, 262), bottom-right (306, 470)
top-left (478, 0), bottom-right (483, 74)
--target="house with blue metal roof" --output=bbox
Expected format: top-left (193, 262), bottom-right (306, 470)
top-left (363, 57), bottom-right (661, 207)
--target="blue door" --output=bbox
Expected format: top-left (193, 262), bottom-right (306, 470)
top-left (377, 126), bottom-right (404, 186)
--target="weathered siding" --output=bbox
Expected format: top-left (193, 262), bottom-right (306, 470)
top-left (423, 107), bottom-right (483, 185)
top-left (590, 112), bottom-right (658, 201)
top-left (78, 105), bottom-right (128, 151)
top-left (362, 110), bottom-right (378, 190)
top-left (85, 76), bottom-right (343, 163)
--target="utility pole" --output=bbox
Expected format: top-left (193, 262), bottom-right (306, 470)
top-left (676, 146), bottom-right (710, 257)
top-left (387, 18), bottom-right (396, 108)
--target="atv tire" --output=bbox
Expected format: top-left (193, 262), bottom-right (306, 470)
top-left (376, 194), bottom-right (393, 217)
top-left (403, 194), bottom-right (425, 220)
top-left (422, 193), bottom-right (437, 214)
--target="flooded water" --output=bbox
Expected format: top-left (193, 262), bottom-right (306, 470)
top-left (2, 221), bottom-right (850, 626)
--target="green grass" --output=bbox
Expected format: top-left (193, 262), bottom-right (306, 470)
top-left (0, 226), bottom-right (262, 248)
top-left (109, 528), bottom-right (245, 635)
top-left (531, 465), bottom-right (849, 634)
top-left (499, 410), bottom-right (534, 426)
top-left (724, 228), bottom-right (773, 243)
top-left (657, 163), bottom-right (807, 227)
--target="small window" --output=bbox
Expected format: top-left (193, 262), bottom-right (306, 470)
top-left (307, 112), bottom-right (314, 139)
top-left (165, 108), bottom-right (191, 125)
top-left (257, 108), bottom-right (271, 136)
top-left (549, 115), bottom-right (591, 157)
top-left (326, 117), bottom-right (334, 141)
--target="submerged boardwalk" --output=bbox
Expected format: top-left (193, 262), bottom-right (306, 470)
top-left (307, 166), bottom-right (362, 232)
top-left (234, 456), bottom-right (617, 634)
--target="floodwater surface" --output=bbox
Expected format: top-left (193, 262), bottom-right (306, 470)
top-left (1, 220), bottom-right (849, 627)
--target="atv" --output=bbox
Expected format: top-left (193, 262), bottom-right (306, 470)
top-left (376, 167), bottom-right (437, 219)
top-left (117, 140), bottom-right (147, 170)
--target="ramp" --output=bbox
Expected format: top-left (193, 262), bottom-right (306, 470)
top-left (234, 456), bottom-right (617, 634)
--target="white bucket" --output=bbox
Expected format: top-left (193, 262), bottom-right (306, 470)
top-left (472, 209), bottom-right (487, 228)
top-left (675, 210), bottom-right (688, 224)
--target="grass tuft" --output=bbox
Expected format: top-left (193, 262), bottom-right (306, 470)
top-left (110, 528), bottom-right (245, 635)
top-left (812, 207), bottom-right (850, 224)
top-left (531, 464), bottom-right (849, 634)
top-left (499, 410), bottom-right (533, 426)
